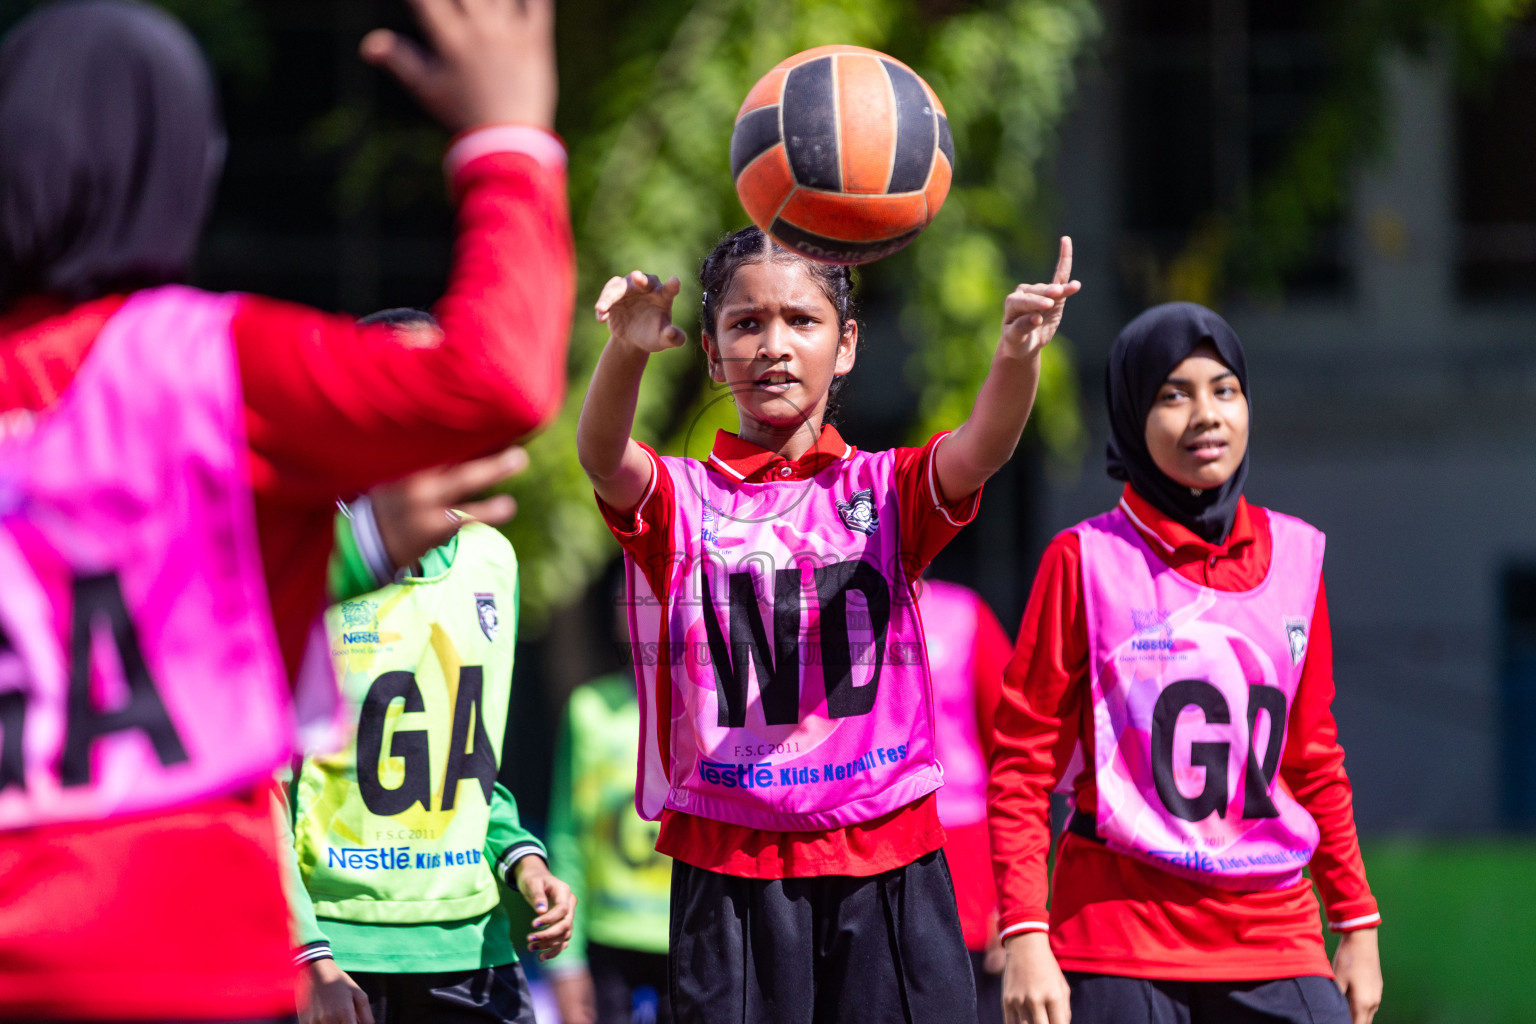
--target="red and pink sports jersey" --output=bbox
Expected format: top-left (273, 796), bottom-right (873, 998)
top-left (0, 131), bottom-right (572, 1020)
top-left (627, 447), bottom-right (943, 831)
top-left (989, 486), bottom-right (1380, 982)
top-left (602, 424), bottom-right (978, 877)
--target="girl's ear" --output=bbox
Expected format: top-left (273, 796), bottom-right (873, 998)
top-left (701, 332), bottom-right (726, 383)
top-left (833, 319), bottom-right (858, 377)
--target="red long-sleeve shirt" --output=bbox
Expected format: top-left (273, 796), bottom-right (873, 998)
top-left (988, 486), bottom-right (1379, 981)
top-left (0, 129), bottom-right (573, 1020)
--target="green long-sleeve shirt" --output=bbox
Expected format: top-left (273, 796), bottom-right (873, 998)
top-left (546, 674), bottom-right (671, 969)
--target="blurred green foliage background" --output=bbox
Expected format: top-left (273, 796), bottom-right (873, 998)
top-left (3, 0), bottom-right (1529, 626)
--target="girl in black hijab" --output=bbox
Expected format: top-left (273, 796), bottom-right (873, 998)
top-left (1104, 302), bottom-right (1250, 544)
top-left (0, 0), bottom-right (225, 308)
top-left (989, 303), bottom-right (1383, 1024)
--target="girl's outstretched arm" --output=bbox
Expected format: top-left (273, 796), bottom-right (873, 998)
top-left (577, 271), bottom-right (687, 512)
top-left (933, 236), bottom-right (1080, 502)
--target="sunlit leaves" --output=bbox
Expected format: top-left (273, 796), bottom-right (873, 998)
top-left (506, 0), bottom-right (1099, 622)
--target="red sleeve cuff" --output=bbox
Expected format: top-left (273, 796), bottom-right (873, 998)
top-left (595, 443), bottom-right (663, 541)
top-left (999, 915), bottom-right (1052, 939)
top-left (926, 431), bottom-right (982, 526)
top-left (445, 124), bottom-right (567, 181)
top-left (597, 490), bottom-right (645, 538)
top-left (1325, 899), bottom-right (1382, 932)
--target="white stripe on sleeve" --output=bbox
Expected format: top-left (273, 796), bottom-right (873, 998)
top-left (445, 124), bottom-right (568, 180)
top-left (999, 921), bottom-right (1051, 940)
top-left (1328, 912), bottom-right (1382, 932)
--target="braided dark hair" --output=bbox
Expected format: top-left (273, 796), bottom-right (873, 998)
top-left (700, 226), bottom-right (855, 335)
top-left (699, 226), bottom-right (858, 419)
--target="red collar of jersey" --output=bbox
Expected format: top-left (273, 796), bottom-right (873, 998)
top-left (1, 294), bottom-right (128, 411)
top-left (1, 293), bottom-right (124, 337)
top-left (707, 423), bottom-right (856, 483)
top-left (1118, 484), bottom-right (1257, 559)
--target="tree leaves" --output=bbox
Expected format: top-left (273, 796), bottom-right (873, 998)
top-left (507, 0), bottom-right (1099, 623)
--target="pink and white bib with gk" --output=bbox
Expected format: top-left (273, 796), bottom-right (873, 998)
top-left (626, 450), bottom-right (942, 831)
top-left (1074, 506), bottom-right (1324, 890)
top-left (0, 286), bottom-right (299, 830)
top-left (920, 579), bottom-right (987, 829)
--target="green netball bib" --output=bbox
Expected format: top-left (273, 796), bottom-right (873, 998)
top-left (295, 523), bottom-right (518, 924)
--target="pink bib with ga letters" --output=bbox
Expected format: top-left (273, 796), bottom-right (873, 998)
top-left (625, 450), bottom-right (942, 831)
top-left (1074, 505), bottom-right (1323, 889)
top-left (0, 286), bottom-right (299, 829)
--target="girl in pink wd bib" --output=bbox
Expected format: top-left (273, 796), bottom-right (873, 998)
top-left (989, 303), bottom-right (1382, 1024)
top-left (577, 226), bottom-right (1080, 1024)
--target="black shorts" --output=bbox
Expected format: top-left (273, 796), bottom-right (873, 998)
top-left (588, 941), bottom-right (672, 1024)
top-left (668, 848), bottom-right (975, 1024)
top-left (1064, 972), bottom-right (1351, 1024)
top-left (971, 950), bottom-right (1004, 1024)
top-left (351, 961), bottom-right (536, 1024)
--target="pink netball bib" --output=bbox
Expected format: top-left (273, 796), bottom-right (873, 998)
top-left (920, 579), bottom-right (988, 828)
top-left (0, 286), bottom-right (298, 830)
top-left (626, 451), bottom-right (942, 831)
top-left (1074, 506), bottom-right (1324, 890)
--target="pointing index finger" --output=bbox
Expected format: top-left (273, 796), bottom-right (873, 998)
top-left (1053, 236), bottom-right (1073, 286)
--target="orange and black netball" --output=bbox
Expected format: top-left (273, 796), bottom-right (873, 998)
top-left (730, 45), bottom-right (954, 265)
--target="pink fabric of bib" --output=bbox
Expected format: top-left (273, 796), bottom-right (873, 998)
top-left (920, 579), bottom-right (987, 828)
top-left (626, 451), bottom-right (942, 831)
top-left (0, 286), bottom-right (297, 829)
top-left (1074, 506), bottom-right (1324, 890)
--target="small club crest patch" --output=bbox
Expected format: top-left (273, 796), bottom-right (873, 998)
top-left (1131, 609), bottom-right (1173, 637)
top-left (476, 593), bottom-right (500, 641)
top-left (836, 489), bottom-right (878, 536)
top-left (339, 599), bottom-right (376, 628)
top-left (1284, 616), bottom-right (1308, 666)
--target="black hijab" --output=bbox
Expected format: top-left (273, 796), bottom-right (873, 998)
top-left (0, 0), bottom-right (224, 308)
top-left (1105, 301), bottom-right (1250, 544)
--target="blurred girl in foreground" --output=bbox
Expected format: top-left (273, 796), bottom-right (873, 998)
top-left (0, 0), bottom-right (571, 1018)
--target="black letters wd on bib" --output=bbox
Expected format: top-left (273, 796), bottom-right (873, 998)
top-left (702, 559), bottom-right (890, 729)
top-left (703, 569), bottom-right (802, 729)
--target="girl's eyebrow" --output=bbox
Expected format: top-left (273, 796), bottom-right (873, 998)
top-left (1163, 370), bottom-right (1237, 387)
top-left (722, 301), bottom-right (823, 319)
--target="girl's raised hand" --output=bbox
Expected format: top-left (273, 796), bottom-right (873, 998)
top-left (361, 0), bottom-right (556, 132)
top-left (595, 271), bottom-right (687, 354)
top-left (1001, 236), bottom-right (1081, 359)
